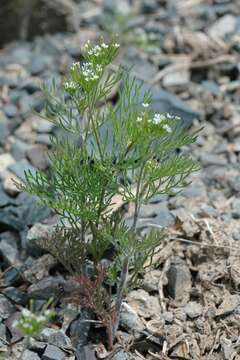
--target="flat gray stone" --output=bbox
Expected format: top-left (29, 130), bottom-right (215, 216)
top-left (42, 345), bottom-right (65, 360)
top-left (8, 159), bottom-right (36, 182)
top-left (21, 349), bottom-right (41, 360)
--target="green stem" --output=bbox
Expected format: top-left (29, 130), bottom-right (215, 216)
top-left (132, 163), bottom-right (145, 231)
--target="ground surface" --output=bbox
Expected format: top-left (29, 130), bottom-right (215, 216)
top-left (0, 0), bottom-right (240, 359)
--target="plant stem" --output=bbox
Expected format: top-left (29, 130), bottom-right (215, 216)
top-left (132, 163), bottom-right (145, 231)
top-left (112, 257), bottom-right (129, 340)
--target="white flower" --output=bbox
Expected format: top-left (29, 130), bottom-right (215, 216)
top-left (162, 124), bottom-right (172, 133)
top-left (113, 43), bottom-right (120, 48)
top-left (84, 40), bottom-right (90, 49)
top-left (136, 116), bottom-right (142, 122)
top-left (81, 62), bottom-right (102, 82)
top-left (37, 315), bottom-right (47, 323)
top-left (166, 113), bottom-right (181, 120)
top-left (88, 45), bottom-right (102, 57)
top-left (71, 62), bottom-right (81, 71)
top-left (22, 308), bottom-right (32, 317)
top-left (153, 113), bottom-right (164, 124)
top-left (64, 81), bottom-right (78, 92)
top-left (101, 43), bottom-right (109, 49)
top-left (142, 102), bottom-right (149, 108)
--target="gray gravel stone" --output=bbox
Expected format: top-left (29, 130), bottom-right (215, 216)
top-left (2, 287), bottom-right (28, 306)
top-left (209, 14), bottom-right (237, 39)
top-left (167, 256), bottom-right (192, 304)
top-left (42, 344), bottom-right (65, 360)
top-left (28, 276), bottom-right (65, 300)
top-left (184, 301), bottom-right (203, 319)
top-left (112, 350), bottom-right (129, 360)
top-left (229, 175), bottom-right (240, 192)
top-left (39, 328), bottom-right (71, 348)
top-left (120, 302), bottom-right (145, 333)
top-left (4, 104), bottom-right (18, 118)
top-left (8, 158), bottom-right (36, 182)
top-left (26, 222), bottom-right (55, 256)
top-left (21, 349), bottom-right (41, 360)
top-left (0, 294), bottom-right (15, 320)
top-left (231, 198), bottom-right (240, 218)
top-left (0, 235), bottom-right (20, 266)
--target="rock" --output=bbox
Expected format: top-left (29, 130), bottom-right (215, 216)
top-left (0, 153), bottom-right (16, 174)
top-left (232, 229), bottom-right (240, 241)
top-left (2, 287), bottom-right (28, 305)
top-left (127, 289), bottom-right (161, 318)
top-left (163, 69), bottom-right (190, 87)
top-left (5, 311), bottom-right (22, 343)
top-left (142, 270), bottom-right (161, 292)
top-left (28, 55), bottom-right (48, 75)
top-left (69, 308), bottom-right (93, 348)
top-left (220, 335), bottom-right (235, 360)
top-left (42, 344), bottom-right (65, 360)
top-left (29, 338), bottom-right (47, 352)
top-left (26, 222), bottom-right (55, 256)
top-left (28, 276), bottom-right (65, 299)
top-left (0, 194), bottom-right (50, 232)
top-left (138, 202), bottom-right (175, 228)
top-left (200, 153), bottom-right (227, 166)
top-left (184, 302), bottom-right (203, 319)
top-left (162, 311), bottom-right (174, 324)
top-left (0, 112), bottom-right (9, 146)
top-left (209, 14), bottom-right (237, 39)
top-left (75, 345), bottom-right (97, 360)
top-left (26, 145), bottom-right (48, 170)
top-left (112, 350), bottom-right (129, 360)
top-left (8, 158), bottom-right (36, 182)
top-left (0, 185), bottom-right (14, 207)
top-left (23, 254), bottom-right (56, 283)
top-left (35, 133), bottom-right (52, 146)
top-left (103, 0), bottom-right (131, 15)
top-left (229, 175), bottom-right (240, 192)
top-left (4, 104), bottom-right (18, 118)
top-left (0, 323), bottom-right (7, 349)
top-left (39, 328), bottom-right (71, 348)
top-left (0, 265), bottom-right (23, 287)
top-left (0, 232), bottom-right (20, 266)
top-left (231, 198), bottom-right (240, 218)
top-left (166, 256), bottom-right (192, 304)
top-left (120, 302), bottom-right (145, 333)
top-left (32, 117), bottom-right (54, 133)
top-left (0, 294), bottom-right (16, 320)
top-left (141, 0), bottom-right (158, 13)
top-left (201, 80), bottom-right (220, 96)
top-left (17, 192), bottom-right (50, 225)
top-left (3, 172), bottom-right (21, 196)
top-left (21, 349), bottom-right (41, 360)
top-left (215, 294), bottom-right (240, 317)
top-left (11, 140), bottom-right (31, 160)
top-left (0, 206), bottom-right (24, 231)
top-left (182, 180), bottom-right (206, 199)
top-left (20, 77), bottom-right (41, 94)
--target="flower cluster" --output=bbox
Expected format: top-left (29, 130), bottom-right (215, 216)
top-left (14, 307), bottom-right (55, 337)
top-left (85, 42), bottom-right (120, 57)
top-left (82, 62), bottom-right (103, 82)
top-left (136, 104), bottom-right (182, 133)
top-left (64, 80), bottom-right (78, 94)
top-left (70, 61), bottom-right (103, 83)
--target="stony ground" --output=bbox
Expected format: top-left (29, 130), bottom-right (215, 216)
top-left (0, 0), bottom-right (240, 359)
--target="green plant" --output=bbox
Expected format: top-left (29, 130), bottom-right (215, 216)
top-left (17, 39), bottom-right (200, 349)
top-left (14, 299), bottom-right (55, 337)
